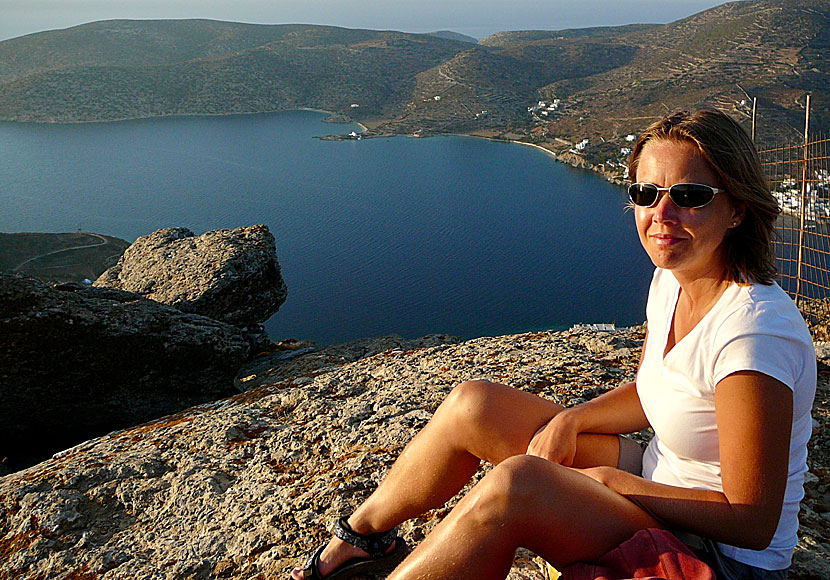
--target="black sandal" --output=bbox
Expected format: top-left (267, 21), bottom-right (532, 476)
top-left (296, 516), bottom-right (407, 579)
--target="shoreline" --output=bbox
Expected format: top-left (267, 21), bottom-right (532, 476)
top-left (0, 107), bottom-right (346, 126)
top-left (451, 132), bottom-right (626, 185)
top-left (504, 139), bottom-right (559, 160)
top-left (1, 108), bottom-right (621, 183)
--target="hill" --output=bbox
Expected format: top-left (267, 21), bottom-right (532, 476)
top-left (428, 30), bottom-right (479, 44)
top-left (0, 1), bottom-right (827, 178)
top-left (0, 20), bottom-right (475, 124)
top-left (520, 0), bottom-right (830, 151)
top-left (0, 232), bottom-right (130, 284)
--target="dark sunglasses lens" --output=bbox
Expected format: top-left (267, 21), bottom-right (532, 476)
top-left (671, 184), bottom-right (715, 208)
top-left (628, 183), bottom-right (658, 206)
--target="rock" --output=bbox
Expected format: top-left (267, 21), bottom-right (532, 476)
top-left (95, 225), bottom-right (287, 328)
top-left (0, 326), bottom-right (827, 579)
top-left (0, 273), bottom-right (251, 473)
top-left (814, 341), bottom-right (830, 361)
top-left (235, 333), bottom-right (462, 392)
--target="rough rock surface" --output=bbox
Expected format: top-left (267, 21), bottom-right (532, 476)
top-left (1, 327), bottom-right (828, 580)
top-left (235, 334), bottom-right (463, 391)
top-left (0, 273), bottom-right (251, 474)
top-left (94, 225), bottom-right (287, 328)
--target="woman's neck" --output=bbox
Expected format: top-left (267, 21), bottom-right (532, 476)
top-left (674, 268), bottom-right (732, 318)
top-left (664, 269), bottom-right (732, 357)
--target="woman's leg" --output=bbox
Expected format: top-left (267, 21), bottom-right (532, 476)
top-left (388, 455), bottom-right (661, 580)
top-left (292, 380), bottom-right (621, 579)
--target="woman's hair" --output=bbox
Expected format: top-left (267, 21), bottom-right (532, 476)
top-left (628, 109), bottom-right (779, 285)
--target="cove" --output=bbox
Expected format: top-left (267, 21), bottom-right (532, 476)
top-left (0, 110), bottom-right (654, 345)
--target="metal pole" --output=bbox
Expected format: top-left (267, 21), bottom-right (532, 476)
top-left (751, 97), bottom-right (757, 142)
top-left (795, 94), bottom-right (811, 305)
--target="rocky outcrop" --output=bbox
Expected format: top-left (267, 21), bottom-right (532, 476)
top-left (235, 333), bottom-right (462, 390)
top-left (2, 327), bottom-right (827, 580)
top-left (0, 273), bottom-right (251, 473)
top-left (94, 225), bottom-right (287, 329)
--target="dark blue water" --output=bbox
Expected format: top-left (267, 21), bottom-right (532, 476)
top-left (0, 110), bottom-right (653, 344)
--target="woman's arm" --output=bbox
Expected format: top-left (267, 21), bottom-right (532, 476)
top-left (581, 370), bottom-right (793, 550)
top-left (526, 380), bottom-right (651, 465)
top-left (527, 332), bottom-right (652, 465)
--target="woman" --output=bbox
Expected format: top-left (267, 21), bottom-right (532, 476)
top-left (291, 109), bottom-right (816, 580)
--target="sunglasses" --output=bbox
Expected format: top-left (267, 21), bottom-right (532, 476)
top-left (628, 182), bottom-right (726, 209)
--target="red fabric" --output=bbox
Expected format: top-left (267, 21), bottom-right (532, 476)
top-left (560, 528), bottom-right (717, 580)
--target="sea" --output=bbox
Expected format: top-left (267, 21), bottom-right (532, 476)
top-left (0, 109), bottom-right (654, 345)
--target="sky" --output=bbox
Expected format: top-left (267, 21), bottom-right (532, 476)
top-left (0, 0), bottom-right (733, 42)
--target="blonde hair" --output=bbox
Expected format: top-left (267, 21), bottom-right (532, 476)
top-left (628, 109), bottom-right (779, 285)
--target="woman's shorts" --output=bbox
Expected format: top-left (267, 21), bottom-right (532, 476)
top-left (616, 435), bottom-right (645, 475)
top-left (614, 436), bottom-right (788, 580)
top-left (676, 532), bottom-right (788, 580)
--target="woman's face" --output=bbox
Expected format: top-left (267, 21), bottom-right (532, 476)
top-left (634, 139), bottom-right (744, 282)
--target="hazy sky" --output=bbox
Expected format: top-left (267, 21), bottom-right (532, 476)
top-left (1, 0), bottom-right (733, 42)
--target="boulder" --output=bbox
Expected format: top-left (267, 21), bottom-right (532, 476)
top-left (0, 273), bottom-right (251, 473)
top-left (94, 225), bottom-right (287, 328)
top-left (1, 327), bottom-right (827, 580)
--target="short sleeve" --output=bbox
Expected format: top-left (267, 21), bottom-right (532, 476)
top-left (711, 306), bottom-right (802, 390)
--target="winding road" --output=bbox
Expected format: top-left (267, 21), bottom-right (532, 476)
top-left (13, 233), bottom-right (111, 271)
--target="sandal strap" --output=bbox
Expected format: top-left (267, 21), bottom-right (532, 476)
top-left (299, 545), bottom-right (325, 579)
top-left (332, 516), bottom-right (398, 558)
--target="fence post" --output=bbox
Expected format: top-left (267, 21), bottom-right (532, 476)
top-left (795, 94), bottom-right (811, 306)
top-left (751, 97), bottom-right (757, 142)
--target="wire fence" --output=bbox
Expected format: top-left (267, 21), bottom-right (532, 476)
top-left (760, 131), bottom-right (830, 338)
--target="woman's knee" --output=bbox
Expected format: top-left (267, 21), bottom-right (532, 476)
top-left (461, 455), bottom-right (562, 523)
top-left (437, 379), bottom-right (500, 428)
top-left (485, 455), bottom-right (561, 499)
top-left (435, 380), bottom-right (561, 463)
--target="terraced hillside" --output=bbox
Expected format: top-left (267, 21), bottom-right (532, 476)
top-left (500, 0), bottom-right (830, 146)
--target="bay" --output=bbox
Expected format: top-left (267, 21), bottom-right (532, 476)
top-left (0, 110), bottom-right (654, 345)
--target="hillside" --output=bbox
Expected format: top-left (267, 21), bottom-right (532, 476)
top-left (0, 232), bottom-right (130, 284)
top-left (0, 20), bottom-right (475, 123)
top-left (523, 0), bottom-right (830, 149)
top-left (428, 30), bottom-right (479, 44)
top-left (0, 1), bottom-right (827, 178)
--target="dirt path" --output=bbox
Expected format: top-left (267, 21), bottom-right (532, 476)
top-left (13, 233), bottom-right (109, 271)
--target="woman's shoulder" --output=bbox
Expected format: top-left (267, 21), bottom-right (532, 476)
top-left (713, 281), bottom-right (816, 408)
top-left (737, 280), bottom-right (802, 317)
top-left (720, 280), bottom-right (812, 344)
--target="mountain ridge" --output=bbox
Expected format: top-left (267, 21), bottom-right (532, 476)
top-left (0, 1), bottom-right (827, 178)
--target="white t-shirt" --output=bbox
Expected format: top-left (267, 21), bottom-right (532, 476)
top-left (637, 268), bottom-right (816, 571)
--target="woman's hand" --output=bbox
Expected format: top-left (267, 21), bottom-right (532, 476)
top-left (526, 410), bottom-right (580, 466)
top-left (526, 381), bottom-right (649, 467)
